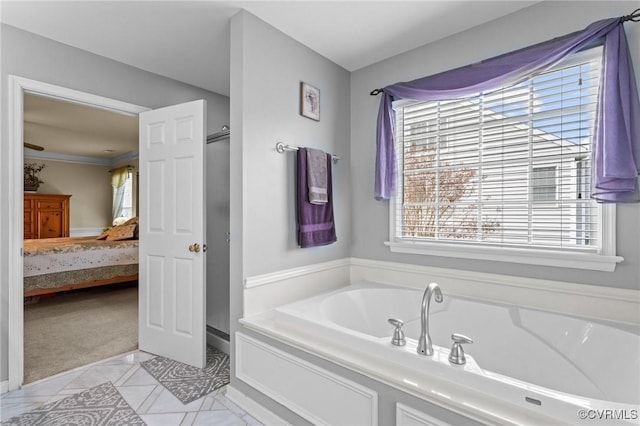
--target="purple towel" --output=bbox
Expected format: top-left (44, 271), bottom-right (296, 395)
top-left (297, 148), bottom-right (337, 248)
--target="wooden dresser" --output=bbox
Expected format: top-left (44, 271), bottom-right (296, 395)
top-left (24, 193), bottom-right (71, 239)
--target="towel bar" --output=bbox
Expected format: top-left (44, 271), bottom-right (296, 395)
top-left (275, 142), bottom-right (341, 164)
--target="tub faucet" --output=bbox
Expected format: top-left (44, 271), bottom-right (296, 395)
top-left (417, 283), bottom-right (443, 356)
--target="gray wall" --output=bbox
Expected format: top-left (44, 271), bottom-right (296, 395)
top-left (350, 1), bottom-right (640, 291)
top-left (0, 24), bottom-right (230, 382)
top-left (231, 12), bottom-right (351, 278)
top-left (28, 159), bottom-right (112, 230)
top-left (229, 10), bottom-right (351, 421)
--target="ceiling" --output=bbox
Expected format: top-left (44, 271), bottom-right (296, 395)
top-left (6, 1), bottom-right (539, 160)
top-left (1, 1), bottom-right (540, 97)
top-left (23, 93), bottom-right (139, 162)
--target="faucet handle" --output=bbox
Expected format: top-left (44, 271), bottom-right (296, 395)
top-left (449, 333), bottom-right (473, 365)
top-left (451, 333), bottom-right (473, 345)
top-left (388, 318), bottom-right (406, 346)
top-left (388, 318), bottom-right (403, 328)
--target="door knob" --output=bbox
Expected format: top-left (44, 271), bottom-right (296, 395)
top-left (188, 243), bottom-right (201, 253)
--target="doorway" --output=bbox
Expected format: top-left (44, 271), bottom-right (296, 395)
top-left (22, 93), bottom-right (140, 383)
top-left (8, 77), bottom-right (221, 390)
top-left (8, 76), bottom-right (149, 390)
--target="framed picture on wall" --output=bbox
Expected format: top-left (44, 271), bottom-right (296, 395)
top-left (300, 82), bottom-right (320, 121)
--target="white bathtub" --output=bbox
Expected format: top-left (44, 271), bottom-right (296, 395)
top-left (260, 281), bottom-right (640, 425)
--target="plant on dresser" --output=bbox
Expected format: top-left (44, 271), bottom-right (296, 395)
top-left (24, 162), bottom-right (45, 192)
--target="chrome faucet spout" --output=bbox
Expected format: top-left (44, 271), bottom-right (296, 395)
top-left (417, 282), bottom-right (443, 356)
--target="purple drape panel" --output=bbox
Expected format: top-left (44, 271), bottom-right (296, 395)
top-left (375, 93), bottom-right (396, 200)
top-left (375, 17), bottom-right (640, 202)
top-left (593, 24), bottom-right (640, 201)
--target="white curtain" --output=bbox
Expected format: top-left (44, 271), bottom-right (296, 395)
top-left (111, 166), bottom-right (130, 222)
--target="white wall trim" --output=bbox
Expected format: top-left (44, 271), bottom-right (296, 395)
top-left (7, 75), bottom-right (25, 391)
top-left (384, 240), bottom-right (623, 272)
top-left (350, 257), bottom-right (640, 325)
top-left (7, 75), bottom-right (149, 391)
top-left (14, 76), bottom-right (149, 116)
top-left (243, 258), bottom-right (350, 316)
top-left (1, 380), bottom-right (8, 395)
top-left (24, 150), bottom-right (112, 166)
top-left (70, 228), bottom-right (105, 237)
top-left (244, 258), bottom-right (350, 289)
top-left (226, 385), bottom-right (292, 426)
top-left (24, 148), bottom-right (139, 167)
top-left (236, 332), bottom-right (378, 426)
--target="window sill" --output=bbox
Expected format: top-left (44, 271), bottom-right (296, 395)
top-left (384, 241), bottom-right (623, 272)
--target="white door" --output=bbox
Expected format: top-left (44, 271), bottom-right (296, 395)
top-left (139, 100), bottom-right (207, 368)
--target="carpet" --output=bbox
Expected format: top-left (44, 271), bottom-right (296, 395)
top-left (1, 382), bottom-right (145, 426)
top-left (24, 284), bottom-right (138, 384)
top-left (140, 346), bottom-right (230, 404)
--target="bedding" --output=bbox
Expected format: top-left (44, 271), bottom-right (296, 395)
top-left (24, 236), bottom-right (139, 296)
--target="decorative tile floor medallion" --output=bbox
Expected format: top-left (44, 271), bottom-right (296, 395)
top-left (2, 381), bottom-right (145, 425)
top-left (140, 346), bottom-right (230, 405)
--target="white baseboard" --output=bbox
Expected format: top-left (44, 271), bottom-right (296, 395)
top-left (226, 384), bottom-right (292, 426)
top-left (70, 227), bottom-right (104, 237)
top-left (1, 380), bottom-right (9, 394)
top-left (207, 328), bottom-right (230, 354)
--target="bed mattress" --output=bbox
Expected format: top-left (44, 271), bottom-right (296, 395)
top-left (23, 237), bottom-right (139, 295)
top-left (24, 237), bottom-right (139, 278)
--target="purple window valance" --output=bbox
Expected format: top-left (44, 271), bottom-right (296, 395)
top-left (375, 17), bottom-right (640, 203)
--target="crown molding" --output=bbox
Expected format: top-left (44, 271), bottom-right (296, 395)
top-left (24, 148), bottom-right (138, 166)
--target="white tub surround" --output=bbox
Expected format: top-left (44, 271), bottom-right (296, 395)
top-left (243, 258), bottom-right (350, 316)
top-left (245, 258), bottom-right (640, 325)
top-left (241, 266), bottom-right (640, 425)
top-left (236, 332), bottom-right (379, 426)
top-left (349, 258), bottom-right (639, 325)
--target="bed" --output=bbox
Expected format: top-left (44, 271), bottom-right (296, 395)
top-left (23, 236), bottom-right (139, 297)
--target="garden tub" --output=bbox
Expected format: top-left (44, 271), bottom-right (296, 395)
top-left (262, 281), bottom-right (640, 425)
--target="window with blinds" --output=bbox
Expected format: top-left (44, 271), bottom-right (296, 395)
top-left (393, 46), bottom-right (603, 252)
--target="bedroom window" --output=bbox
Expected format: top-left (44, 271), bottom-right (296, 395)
top-left (112, 166), bottom-right (134, 224)
top-left (119, 173), bottom-right (134, 219)
top-left (387, 46), bottom-right (621, 271)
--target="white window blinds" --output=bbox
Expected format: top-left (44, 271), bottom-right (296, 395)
top-left (394, 47), bottom-right (603, 252)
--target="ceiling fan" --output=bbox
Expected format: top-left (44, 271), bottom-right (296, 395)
top-left (24, 142), bottom-right (44, 151)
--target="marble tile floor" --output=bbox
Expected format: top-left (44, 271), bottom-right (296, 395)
top-left (0, 350), bottom-right (263, 426)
